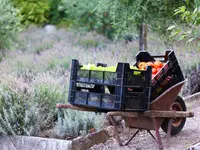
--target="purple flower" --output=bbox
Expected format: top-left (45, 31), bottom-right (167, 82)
top-left (15, 121), bottom-right (20, 127)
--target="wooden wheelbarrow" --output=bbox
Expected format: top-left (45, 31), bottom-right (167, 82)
top-left (56, 81), bottom-right (194, 150)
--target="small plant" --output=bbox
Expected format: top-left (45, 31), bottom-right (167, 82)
top-left (46, 58), bottom-right (70, 72)
top-left (47, 61), bottom-right (57, 70)
top-left (59, 59), bottom-right (70, 70)
top-left (35, 43), bottom-right (53, 55)
top-left (55, 109), bottom-right (104, 137)
top-left (32, 82), bottom-right (64, 130)
top-left (78, 39), bottom-right (99, 48)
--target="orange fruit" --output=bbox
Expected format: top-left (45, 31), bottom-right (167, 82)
top-left (138, 62), bottom-right (146, 70)
top-left (152, 68), bottom-right (157, 74)
top-left (156, 67), bottom-right (161, 72)
top-left (153, 61), bottom-right (163, 68)
top-left (146, 62), bottom-right (154, 67)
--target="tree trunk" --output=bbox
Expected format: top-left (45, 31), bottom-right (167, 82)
top-left (139, 23), bottom-right (147, 51)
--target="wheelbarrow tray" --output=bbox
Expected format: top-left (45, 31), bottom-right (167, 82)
top-left (57, 80), bottom-right (190, 130)
top-left (119, 80), bottom-right (188, 130)
top-left (56, 81), bottom-right (194, 150)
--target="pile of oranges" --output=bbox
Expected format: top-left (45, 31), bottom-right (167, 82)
top-left (137, 61), bottom-right (165, 78)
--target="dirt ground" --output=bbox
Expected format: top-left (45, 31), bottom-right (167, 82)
top-left (89, 101), bottom-right (200, 150)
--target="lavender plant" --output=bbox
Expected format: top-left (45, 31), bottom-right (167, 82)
top-left (0, 84), bottom-right (39, 135)
top-left (55, 109), bottom-right (105, 137)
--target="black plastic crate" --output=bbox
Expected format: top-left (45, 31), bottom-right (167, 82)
top-left (68, 60), bottom-right (152, 112)
top-left (68, 50), bottom-right (184, 112)
top-left (135, 50), bottom-right (184, 101)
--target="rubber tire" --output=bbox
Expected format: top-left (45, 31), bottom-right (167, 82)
top-left (161, 96), bottom-right (187, 135)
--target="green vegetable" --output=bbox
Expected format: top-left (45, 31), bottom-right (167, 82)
top-left (81, 64), bottom-right (96, 70)
top-left (103, 66), bottom-right (117, 72)
top-left (80, 64), bottom-right (141, 75)
top-left (130, 66), bottom-right (141, 75)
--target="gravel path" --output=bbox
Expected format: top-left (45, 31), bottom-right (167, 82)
top-left (90, 101), bottom-right (200, 150)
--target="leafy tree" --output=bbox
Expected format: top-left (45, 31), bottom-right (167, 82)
top-left (11, 0), bottom-right (50, 26)
top-left (168, 0), bottom-right (199, 44)
top-left (96, 0), bottom-right (194, 39)
top-left (57, 0), bottom-right (115, 39)
top-left (48, 0), bottom-right (65, 24)
top-left (0, 0), bottom-right (20, 50)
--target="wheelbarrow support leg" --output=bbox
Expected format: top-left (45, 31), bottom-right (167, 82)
top-left (108, 115), bottom-right (140, 146)
top-left (152, 117), bottom-right (164, 150)
top-left (123, 129), bottom-right (140, 146)
top-left (166, 118), bottom-right (173, 148)
top-left (108, 116), bottom-right (123, 146)
top-left (147, 130), bottom-right (156, 140)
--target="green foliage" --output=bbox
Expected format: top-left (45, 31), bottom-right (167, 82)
top-left (47, 61), bottom-right (57, 70)
top-left (78, 39), bottom-right (100, 49)
top-left (58, 0), bottom-right (96, 22)
top-left (0, 0), bottom-right (20, 49)
top-left (57, 0), bottom-right (115, 39)
top-left (0, 68), bottom-right (68, 136)
top-left (12, 0), bottom-right (50, 26)
top-left (32, 83), bottom-right (64, 129)
top-left (80, 11), bottom-right (115, 39)
top-left (47, 58), bottom-right (70, 71)
top-left (56, 20), bottom-right (74, 28)
top-left (0, 69), bottom-right (105, 137)
top-left (33, 83), bottom-right (63, 114)
top-left (96, 0), bottom-right (193, 39)
top-left (34, 42), bottom-right (53, 55)
top-left (0, 84), bottom-right (38, 135)
top-left (168, 1), bottom-right (200, 44)
top-left (48, 0), bottom-right (65, 24)
top-left (55, 109), bottom-right (104, 137)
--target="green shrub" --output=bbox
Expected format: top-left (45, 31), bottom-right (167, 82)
top-left (32, 83), bottom-right (64, 130)
top-left (33, 83), bottom-right (64, 112)
top-left (58, 0), bottom-right (115, 39)
top-left (0, 84), bottom-right (38, 135)
top-left (55, 109), bottom-right (104, 137)
top-left (48, 0), bottom-right (65, 24)
top-left (47, 61), bottom-right (57, 70)
top-left (34, 42), bottom-right (53, 55)
top-left (0, 72), bottom-right (67, 136)
top-left (46, 58), bottom-right (70, 72)
top-left (78, 39), bottom-right (99, 48)
top-left (56, 20), bottom-right (74, 29)
top-left (0, 0), bottom-right (20, 49)
top-left (12, 0), bottom-right (50, 26)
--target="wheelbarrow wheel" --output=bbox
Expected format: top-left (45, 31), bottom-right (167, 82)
top-left (161, 96), bottom-right (186, 135)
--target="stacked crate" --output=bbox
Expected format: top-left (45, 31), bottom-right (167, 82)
top-left (68, 50), bottom-right (184, 112)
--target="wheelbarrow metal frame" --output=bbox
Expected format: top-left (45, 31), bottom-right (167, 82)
top-left (56, 81), bottom-right (194, 150)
